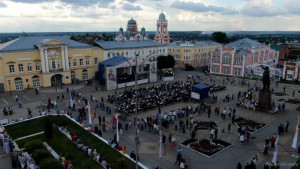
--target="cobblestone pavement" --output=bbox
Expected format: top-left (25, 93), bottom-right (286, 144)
top-left (1, 68), bottom-right (300, 169)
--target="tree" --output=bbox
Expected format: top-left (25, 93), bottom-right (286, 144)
top-left (157, 55), bottom-right (168, 70)
top-left (211, 32), bottom-right (229, 44)
top-left (44, 117), bottom-right (53, 139)
top-left (167, 55), bottom-right (175, 68)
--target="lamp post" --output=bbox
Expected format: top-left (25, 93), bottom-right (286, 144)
top-left (117, 51), bottom-right (158, 169)
top-left (8, 80), bottom-right (11, 95)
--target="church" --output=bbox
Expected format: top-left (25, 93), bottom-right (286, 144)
top-left (115, 12), bottom-right (170, 43)
top-left (115, 18), bottom-right (149, 41)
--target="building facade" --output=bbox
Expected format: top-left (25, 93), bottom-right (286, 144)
top-left (282, 61), bottom-right (300, 81)
top-left (154, 12), bottom-right (170, 44)
top-left (115, 18), bottom-right (149, 41)
top-left (95, 40), bottom-right (168, 62)
top-left (0, 36), bottom-right (103, 92)
top-left (168, 40), bottom-right (221, 68)
top-left (210, 38), bottom-right (278, 77)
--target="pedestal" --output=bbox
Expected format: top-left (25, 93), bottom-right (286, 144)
top-left (258, 89), bottom-right (272, 111)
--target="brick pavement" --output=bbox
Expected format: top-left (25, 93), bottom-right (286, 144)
top-left (1, 68), bottom-right (300, 169)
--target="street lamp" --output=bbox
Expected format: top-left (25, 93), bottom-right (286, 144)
top-left (8, 80), bottom-right (11, 95)
top-left (117, 51), bottom-right (158, 169)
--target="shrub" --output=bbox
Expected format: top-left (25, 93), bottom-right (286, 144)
top-left (24, 140), bottom-right (44, 153)
top-left (39, 158), bottom-right (63, 169)
top-left (44, 118), bottom-right (53, 139)
top-left (32, 149), bottom-right (51, 164)
top-left (116, 157), bottom-right (129, 169)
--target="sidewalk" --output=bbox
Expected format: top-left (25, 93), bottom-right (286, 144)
top-left (0, 147), bottom-right (12, 169)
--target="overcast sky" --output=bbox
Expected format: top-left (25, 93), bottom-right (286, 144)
top-left (0, 0), bottom-right (299, 32)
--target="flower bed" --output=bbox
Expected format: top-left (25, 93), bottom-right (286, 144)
top-left (196, 121), bottom-right (218, 130)
top-left (234, 117), bottom-right (266, 133)
top-left (181, 139), bottom-right (231, 157)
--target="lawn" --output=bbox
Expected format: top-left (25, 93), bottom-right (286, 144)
top-left (5, 115), bottom-right (137, 169)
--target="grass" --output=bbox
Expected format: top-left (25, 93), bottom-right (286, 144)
top-left (279, 80), bottom-right (300, 85)
top-left (16, 131), bottom-right (102, 169)
top-left (5, 116), bottom-right (137, 169)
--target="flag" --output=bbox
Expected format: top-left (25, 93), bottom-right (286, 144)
top-left (159, 130), bottom-right (162, 159)
top-left (292, 118), bottom-right (300, 149)
top-left (272, 135), bottom-right (280, 163)
top-left (69, 91), bottom-right (73, 107)
top-left (88, 104), bottom-right (92, 125)
top-left (116, 114), bottom-right (119, 142)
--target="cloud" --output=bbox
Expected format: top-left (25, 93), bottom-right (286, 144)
top-left (9, 0), bottom-right (115, 7)
top-left (122, 3), bottom-right (142, 10)
top-left (0, 2), bottom-right (7, 7)
top-left (241, 0), bottom-right (285, 17)
top-left (284, 0), bottom-right (300, 14)
top-left (170, 1), bottom-right (237, 14)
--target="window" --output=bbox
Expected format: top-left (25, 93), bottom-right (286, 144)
top-left (15, 79), bottom-right (23, 90)
top-left (27, 63), bottom-right (32, 72)
top-left (214, 66), bottom-right (218, 73)
top-left (52, 61), bottom-right (56, 69)
top-left (35, 63), bottom-right (40, 71)
top-left (214, 57), bottom-right (220, 63)
top-left (126, 52), bottom-right (128, 55)
top-left (235, 68), bottom-right (241, 76)
top-left (224, 67), bottom-right (229, 74)
top-left (71, 71), bottom-right (76, 79)
top-left (163, 49), bottom-right (165, 52)
top-left (224, 54), bottom-right (231, 64)
top-left (80, 59), bottom-right (83, 66)
top-left (73, 59), bottom-right (77, 67)
top-left (108, 53), bottom-right (110, 57)
top-left (86, 58), bottom-right (90, 65)
top-left (82, 70), bottom-right (88, 80)
top-left (32, 78), bottom-right (40, 88)
top-left (9, 65), bottom-right (15, 74)
top-left (69, 60), bottom-right (71, 67)
top-left (57, 61), bottom-right (61, 69)
top-left (235, 58), bottom-right (242, 65)
top-left (121, 52), bottom-right (124, 56)
top-left (94, 58), bottom-right (98, 64)
top-left (18, 64), bottom-right (24, 73)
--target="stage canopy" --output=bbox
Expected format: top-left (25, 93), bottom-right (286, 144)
top-left (191, 83), bottom-right (210, 100)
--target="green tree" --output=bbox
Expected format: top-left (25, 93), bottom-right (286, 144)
top-left (44, 117), bottom-right (53, 139)
top-left (39, 158), bottom-right (64, 169)
top-left (167, 55), bottom-right (175, 68)
top-left (211, 32), bottom-right (229, 44)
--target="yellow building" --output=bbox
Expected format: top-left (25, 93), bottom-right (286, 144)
top-left (0, 36), bottom-right (104, 92)
top-left (168, 40), bottom-right (221, 67)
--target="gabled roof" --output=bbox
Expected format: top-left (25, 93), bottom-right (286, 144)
top-left (98, 56), bottom-right (132, 67)
top-left (225, 38), bottom-right (261, 49)
top-left (0, 36), bottom-right (91, 52)
top-left (236, 49), bottom-right (252, 55)
top-left (95, 40), bottom-right (165, 50)
top-left (270, 44), bottom-right (284, 51)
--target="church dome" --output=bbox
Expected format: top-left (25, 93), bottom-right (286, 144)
top-left (119, 27), bottom-right (123, 31)
top-left (141, 27), bottom-right (145, 31)
top-left (128, 18), bottom-right (137, 25)
top-left (159, 12), bottom-right (166, 21)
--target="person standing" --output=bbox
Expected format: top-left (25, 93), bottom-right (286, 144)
top-left (237, 162), bottom-right (242, 169)
top-left (15, 95), bottom-right (19, 102)
top-left (293, 90), bottom-right (295, 97)
top-left (285, 121), bottom-right (289, 133)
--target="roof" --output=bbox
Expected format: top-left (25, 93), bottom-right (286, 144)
top-left (168, 41), bottom-right (221, 47)
top-left (236, 49), bottom-right (252, 55)
top-left (192, 83), bottom-right (210, 90)
top-left (225, 38), bottom-right (261, 49)
top-left (270, 44), bottom-right (284, 51)
top-left (128, 19), bottom-right (137, 25)
top-left (95, 40), bottom-right (165, 50)
top-left (0, 36), bottom-right (91, 52)
top-left (98, 56), bottom-right (131, 67)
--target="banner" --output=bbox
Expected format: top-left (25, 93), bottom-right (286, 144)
top-left (272, 135), bottom-right (280, 163)
top-left (292, 118), bottom-right (300, 149)
top-left (88, 104), bottom-right (92, 125)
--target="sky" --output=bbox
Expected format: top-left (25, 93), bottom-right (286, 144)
top-left (0, 0), bottom-right (300, 32)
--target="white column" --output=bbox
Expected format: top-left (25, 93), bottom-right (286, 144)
top-left (230, 51), bottom-right (234, 75)
top-left (242, 55), bottom-right (246, 77)
top-left (40, 48), bottom-right (46, 73)
top-left (219, 50), bottom-right (222, 74)
top-left (44, 49), bottom-right (49, 73)
top-left (65, 47), bottom-right (69, 70)
top-left (61, 47), bottom-right (66, 71)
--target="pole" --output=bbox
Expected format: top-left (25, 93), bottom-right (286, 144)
top-left (135, 53), bottom-right (139, 169)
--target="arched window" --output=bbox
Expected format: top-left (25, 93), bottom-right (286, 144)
top-left (14, 77), bottom-right (23, 90)
top-left (32, 75), bottom-right (40, 88)
top-left (82, 69), bottom-right (88, 80)
top-left (71, 71), bottom-right (76, 79)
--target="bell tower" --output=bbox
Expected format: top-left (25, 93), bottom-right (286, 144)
top-left (154, 11), bottom-right (170, 44)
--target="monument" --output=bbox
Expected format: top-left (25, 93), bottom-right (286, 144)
top-left (258, 65), bottom-right (272, 111)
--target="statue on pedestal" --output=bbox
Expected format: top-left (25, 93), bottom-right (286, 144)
top-left (261, 65), bottom-right (270, 91)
